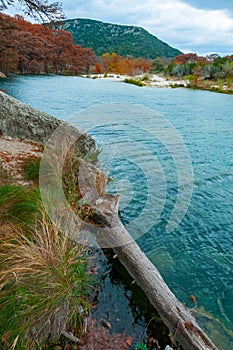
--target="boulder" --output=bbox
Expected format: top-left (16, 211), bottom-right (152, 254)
top-left (0, 91), bottom-right (95, 157)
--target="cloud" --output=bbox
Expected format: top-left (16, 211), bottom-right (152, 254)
top-left (184, 0), bottom-right (233, 13)
top-left (63, 0), bottom-right (233, 55)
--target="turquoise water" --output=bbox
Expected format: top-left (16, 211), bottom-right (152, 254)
top-left (1, 75), bottom-right (233, 348)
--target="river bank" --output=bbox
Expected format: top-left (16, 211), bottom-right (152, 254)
top-left (0, 92), bottom-right (176, 350)
top-left (2, 72), bottom-right (232, 94)
top-left (83, 73), bottom-right (188, 88)
top-left (186, 78), bottom-right (233, 94)
top-left (83, 73), bottom-right (233, 93)
top-left (0, 135), bottom-right (172, 349)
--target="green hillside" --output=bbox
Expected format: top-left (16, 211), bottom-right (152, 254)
top-left (58, 18), bottom-right (182, 59)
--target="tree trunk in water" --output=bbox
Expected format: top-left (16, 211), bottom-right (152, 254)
top-left (76, 159), bottom-right (219, 350)
top-left (105, 221), bottom-right (218, 350)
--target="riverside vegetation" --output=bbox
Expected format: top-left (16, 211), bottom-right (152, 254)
top-left (0, 144), bottom-right (144, 350)
top-left (1, 13), bottom-right (233, 94)
top-left (0, 92), bottom-right (175, 350)
top-left (0, 151), bottom-right (94, 349)
top-left (152, 53), bottom-right (233, 94)
top-left (0, 92), bottom-right (96, 349)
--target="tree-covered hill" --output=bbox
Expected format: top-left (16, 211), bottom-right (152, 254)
top-left (58, 18), bottom-right (182, 59)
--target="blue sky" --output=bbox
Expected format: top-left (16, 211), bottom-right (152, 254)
top-left (5, 0), bottom-right (233, 56)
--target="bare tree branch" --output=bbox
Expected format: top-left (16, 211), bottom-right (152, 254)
top-left (0, 0), bottom-right (65, 21)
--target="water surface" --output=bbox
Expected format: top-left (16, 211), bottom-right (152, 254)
top-left (1, 75), bottom-right (233, 348)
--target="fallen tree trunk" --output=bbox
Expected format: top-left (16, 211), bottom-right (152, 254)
top-left (40, 137), bottom-right (219, 350)
top-left (77, 160), bottom-right (219, 350)
top-left (105, 223), bottom-right (218, 350)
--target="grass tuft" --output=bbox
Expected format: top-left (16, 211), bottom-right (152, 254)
top-left (0, 215), bottom-right (92, 349)
top-left (0, 184), bottom-right (42, 227)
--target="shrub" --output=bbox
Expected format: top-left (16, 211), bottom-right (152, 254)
top-left (141, 74), bottom-right (151, 82)
top-left (124, 78), bottom-right (145, 87)
top-left (0, 215), bottom-right (92, 349)
top-left (184, 74), bottom-right (195, 82)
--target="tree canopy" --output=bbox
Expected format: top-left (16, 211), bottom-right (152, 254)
top-left (0, 0), bottom-right (64, 21)
top-left (0, 13), bottom-right (96, 75)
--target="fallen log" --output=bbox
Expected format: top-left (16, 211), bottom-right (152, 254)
top-left (104, 223), bottom-right (218, 350)
top-left (77, 160), bottom-right (219, 350)
top-left (40, 135), bottom-right (219, 350)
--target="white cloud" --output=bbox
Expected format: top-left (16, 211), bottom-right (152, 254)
top-left (63, 0), bottom-right (233, 55)
top-left (139, 1), bottom-right (233, 53)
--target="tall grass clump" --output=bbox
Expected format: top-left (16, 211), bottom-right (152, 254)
top-left (0, 214), bottom-right (92, 349)
top-left (0, 184), bottom-right (42, 227)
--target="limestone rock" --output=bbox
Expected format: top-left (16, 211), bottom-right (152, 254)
top-left (0, 91), bottom-right (95, 157)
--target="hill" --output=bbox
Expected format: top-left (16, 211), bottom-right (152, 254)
top-left (58, 18), bottom-right (182, 59)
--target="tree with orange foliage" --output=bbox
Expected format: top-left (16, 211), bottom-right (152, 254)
top-left (173, 53), bottom-right (199, 65)
top-left (0, 13), bottom-right (96, 75)
top-left (0, 13), bottom-right (19, 74)
top-left (101, 52), bottom-right (151, 76)
top-left (95, 62), bottom-right (103, 74)
top-left (173, 53), bottom-right (207, 66)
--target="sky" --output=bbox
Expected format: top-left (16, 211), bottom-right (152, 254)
top-left (5, 0), bottom-right (233, 56)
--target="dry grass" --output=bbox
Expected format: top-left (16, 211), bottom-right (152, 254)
top-left (0, 214), bottom-right (92, 349)
top-left (0, 140), bottom-right (96, 349)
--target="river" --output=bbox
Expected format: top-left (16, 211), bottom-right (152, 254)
top-left (1, 75), bottom-right (233, 349)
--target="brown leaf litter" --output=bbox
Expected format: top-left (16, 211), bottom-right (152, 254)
top-left (0, 136), bottom-right (43, 186)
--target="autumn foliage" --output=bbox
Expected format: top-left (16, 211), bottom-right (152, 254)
top-left (167, 52), bottom-right (233, 81)
top-left (173, 53), bottom-right (207, 65)
top-left (0, 13), bottom-right (152, 77)
top-left (0, 13), bottom-right (96, 75)
top-left (98, 52), bottom-right (152, 75)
